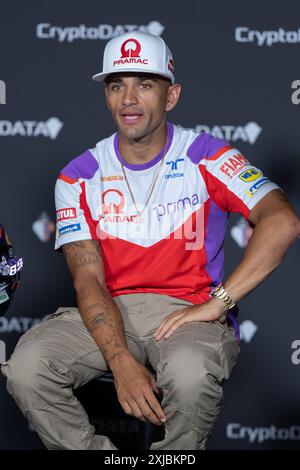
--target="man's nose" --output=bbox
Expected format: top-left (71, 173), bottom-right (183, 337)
top-left (122, 86), bottom-right (138, 106)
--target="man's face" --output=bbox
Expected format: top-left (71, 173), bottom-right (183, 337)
top-left (105, 73), bottom-right (181, 141)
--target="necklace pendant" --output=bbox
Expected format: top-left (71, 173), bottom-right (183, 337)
top-left (135, 212), bottom-right (144, 231)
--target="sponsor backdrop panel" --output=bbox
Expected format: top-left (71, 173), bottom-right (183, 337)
top-left (0, 0), bottom-right (299, 449)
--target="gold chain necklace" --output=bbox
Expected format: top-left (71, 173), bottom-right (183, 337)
top-left (120, 140), bottom-right (168, 223)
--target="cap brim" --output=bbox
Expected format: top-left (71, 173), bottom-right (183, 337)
top-left (92, 69), bottom-right (174, 84)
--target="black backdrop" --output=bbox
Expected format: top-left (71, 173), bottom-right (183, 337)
top-left (0, 0), bottom-right (300, 450)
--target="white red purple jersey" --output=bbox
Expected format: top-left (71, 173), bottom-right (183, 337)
top-left (55, 123), bottom-right (279, 304)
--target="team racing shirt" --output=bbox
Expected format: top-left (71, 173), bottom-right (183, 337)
top-left (55, 123), bottom-right (280, 304)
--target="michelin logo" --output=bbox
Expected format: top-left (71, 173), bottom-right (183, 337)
top-left (235, 27), bottom-right (300, 46)
top-left (246, 177), bottom-right (270, 197)
top-left (227, 423), bottom-right (300, 443)
top-left (191, 122), bottom-right (262, 145)
top-left (0, 117), bottom-right (63, 139)
top-left (36, 21), bottom-right (164, 42)
top-left (59, 223), bottom-right (81, 235)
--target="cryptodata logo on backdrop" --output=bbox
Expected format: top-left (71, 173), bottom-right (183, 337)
top-left (0, 117), bottom-right (63, 139)
top-left (0, 316), bottom-right (48, 334)
top-left (291, 80), bottom-right (300, 105)
top-left (235, 27), bottom-right (300, 46)
top-left (187, 122), bottom-right (262, 145)
top-left (291, 340), bottom-right (300, 365)
top-left (36, 21), bottom-right (165, 42)
top-left (227, 423), bottom-right (300, 443)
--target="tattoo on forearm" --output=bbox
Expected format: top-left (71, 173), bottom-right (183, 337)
top-left (87, 313), bottom-right (106, 333)
top-left (107, 350), bottom-right (125, 363)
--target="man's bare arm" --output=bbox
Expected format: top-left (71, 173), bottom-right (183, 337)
top-left (221, 189), bottom-right (300, 305)
top-left (154, 190), bottom-right (300, 339)
top-left (62, 240), bottom-right (166, 424)
top-left (63, 240), bottom-right (129, 364)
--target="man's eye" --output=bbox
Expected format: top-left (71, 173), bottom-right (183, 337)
top-left (111, 84), bottom-right (121, 91)
top-left (140, 83), bottom-right (151, 89)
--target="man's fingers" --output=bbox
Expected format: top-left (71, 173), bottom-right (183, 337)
top-left (154, 310), bottom-right (182, 337)
top-left (137, 394), bottom-right (165, 425)
top-left (121, 401), bottom-right (134, 417)
top-left (155, 314), bottom-right (186, 340)
top-left (144, 391), bottom-right (166, 423)
top-left (150, 377), bottom-right (160, 396)
top-left (128, 400), bottom-right (147, 422)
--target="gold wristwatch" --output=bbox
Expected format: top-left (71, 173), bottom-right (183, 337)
top-left (210, 284), bottom-right (236, 310)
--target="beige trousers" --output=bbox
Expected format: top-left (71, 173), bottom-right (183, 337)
top-left (1, 293), bottom-right (239, 450)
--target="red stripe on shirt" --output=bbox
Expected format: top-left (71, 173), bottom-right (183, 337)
top-left (79, 182), bottom-right (97, 239)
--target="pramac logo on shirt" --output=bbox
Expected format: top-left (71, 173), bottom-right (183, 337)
top-left (101, 189), bottom-right (125, 214)
top-left (113, 38), bottom-right (149, 66)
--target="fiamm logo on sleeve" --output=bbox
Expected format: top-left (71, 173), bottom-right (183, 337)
top-left (0, 80), bottom-right (6, 104)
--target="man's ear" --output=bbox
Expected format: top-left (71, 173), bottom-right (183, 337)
top-left (165, 84), bottom-right (181, 112)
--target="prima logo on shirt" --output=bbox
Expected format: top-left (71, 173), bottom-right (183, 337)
top-left (36, 21), bottom-right (165, 42)
top-left (0, 117), bottom-right (63, 139)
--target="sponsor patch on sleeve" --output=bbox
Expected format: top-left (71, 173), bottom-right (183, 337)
top-left (246, 177), bottom-right (270, 197)
top-left (56, 208), bottom-right (77, 222)
top-left (239, 168), bottom-right (262, 182)
top-left (58, 223), bottom-right (81, 235)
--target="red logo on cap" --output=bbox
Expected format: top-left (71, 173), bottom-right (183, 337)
top-left (120, 38), bottom-right (141, 58)
top-left (113, 37), bottom-right (149, 67)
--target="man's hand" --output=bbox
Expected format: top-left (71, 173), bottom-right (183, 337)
top-left (111, 352), bottom-right (166, 426)
top-left (153, 299), bottom-right (225, 341)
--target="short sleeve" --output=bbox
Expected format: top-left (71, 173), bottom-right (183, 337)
top-left (199, 146), bottom-right (281, 220)
top-left (54, 176), bottom-right (93, 250)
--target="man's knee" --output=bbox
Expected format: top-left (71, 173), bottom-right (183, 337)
top-left (2, 341), bottom-right (70, 408)
top-left (158, 345), bottom-right (223, 411)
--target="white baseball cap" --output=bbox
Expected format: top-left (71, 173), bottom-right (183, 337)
top-left (92, 31), bottom-right (175, 84)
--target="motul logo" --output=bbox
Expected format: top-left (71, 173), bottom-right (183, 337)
top-left (113, 38), bottom-right (149, 66)
top-left (56, 208), bottom-right (77, 221)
